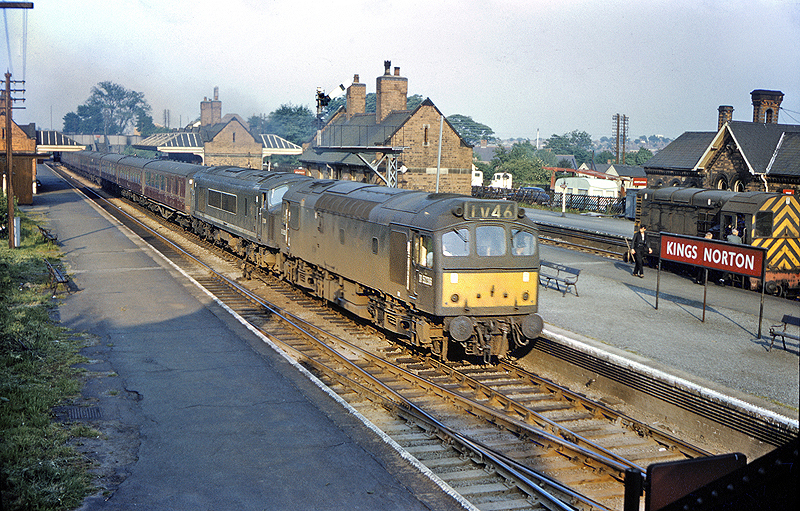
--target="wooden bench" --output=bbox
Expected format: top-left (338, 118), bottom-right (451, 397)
top-left (44, 259), bottom-right (70, 295)
top-left (539, 260), bottom-right (581, 296)
top-left (768, 315), bottom-right (799, 352)
top-left (38, 225), bottom-right (57, 244)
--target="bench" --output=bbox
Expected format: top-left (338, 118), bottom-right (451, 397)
top-left (768, 315), bottom-right (800, 352)
top-left (539, 260), bottom-right (580, 296)
top-left (44, 259), bottom-right (70, 296)
top-left (38, 225), bottom-right (57, 244)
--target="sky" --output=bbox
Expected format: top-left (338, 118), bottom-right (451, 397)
top-left (4, 0), bottom-right (799, 141)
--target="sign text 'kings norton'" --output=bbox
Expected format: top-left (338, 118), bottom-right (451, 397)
top-left (659, 234), bottom-right (765, 278)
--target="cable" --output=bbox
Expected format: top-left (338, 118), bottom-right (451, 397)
top-left (3, 10), bottom-right (12, 74)
top-left (778, 107), bottom-right (799, 124)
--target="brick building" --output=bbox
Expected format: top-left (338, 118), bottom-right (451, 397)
top-left (136, 89), bottom-right (301, 168)
top-left (643, 90), bottom-right (800, 194)
top-left (0, 114), bottom-right (38, 205)
top-left (300, 62), bottom-right (474, 194)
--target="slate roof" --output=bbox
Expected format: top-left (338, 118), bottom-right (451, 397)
top-left (36, 130), bottom-right (85, 148)
top-left (643, 131), bottom-right (716, 171)
top-left (300, 109), bottom-right (414, 166)
top-left (767, 131), bottom-right (800, 176)
top-left (136, 129), bottom-right (299, 155)
top-left (726, 121), bottom-right (800, 176)
top-left (609, 164), bottom-right (647, 178)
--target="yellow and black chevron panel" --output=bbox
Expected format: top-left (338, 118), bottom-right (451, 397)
top-left (752, 194), bottom-right (800, 272)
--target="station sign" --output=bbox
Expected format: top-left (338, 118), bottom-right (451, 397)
top-left (656, 233), bottom-right (767, 337)
top-left (659, 233), bottom-right (765, 278)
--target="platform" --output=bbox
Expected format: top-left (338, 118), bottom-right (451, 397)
top-left (527, 208), bottom-right (799, 415)
top-left (24, 164), bottom-right (466, 511)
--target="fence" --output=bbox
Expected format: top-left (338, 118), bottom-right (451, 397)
top-left (472, 186), bottom-right (626, 216)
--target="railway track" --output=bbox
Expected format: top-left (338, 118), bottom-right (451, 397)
top-left (534, 222), bottom-right (630, 258)
top-left (50, 165), bottom-right (794, 510)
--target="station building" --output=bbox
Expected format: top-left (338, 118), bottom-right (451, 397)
top-left (136, 88), bottom-right (302, 169)
top-left (644, 90), bottom-right (800, 194)
top-left (299, 62), bottom-right (474, 194)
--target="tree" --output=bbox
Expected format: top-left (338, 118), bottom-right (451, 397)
top-left (136, 114), bottom-right (170, 138)
top-left (544, 130), bottom-right (593, 166)
top-left (63, 82), bottom-right (151, 135)
top-left (447, 114), bottom-right (496, 145)
top-left (260, 104), bottom-right (316, 145)
top-left (624, 147), bottom-right (653, 165)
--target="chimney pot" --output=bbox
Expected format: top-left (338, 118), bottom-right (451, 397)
top-left (384, 60), bottom-right (391, 75)
top-left (353, 74), bottom-right (359, 83)
top-left (394, 67), bottom-right (400, 76)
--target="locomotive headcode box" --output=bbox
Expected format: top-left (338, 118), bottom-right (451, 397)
top-left (464, 201), bottom-right (518, 220)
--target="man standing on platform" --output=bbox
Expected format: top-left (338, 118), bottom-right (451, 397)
top-left (631, 225), bottom-right (652, 278)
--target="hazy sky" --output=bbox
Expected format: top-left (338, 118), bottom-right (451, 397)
top-left (5, 0), bottom-right (799, 141)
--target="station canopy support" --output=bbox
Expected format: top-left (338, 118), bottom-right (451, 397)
top-left (313, 145), bottom-right (407, 188)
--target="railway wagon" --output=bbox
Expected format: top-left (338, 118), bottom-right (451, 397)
top-left (636, 187), bottom-right (800, 296)
top-left (279, 180), bottom-right (544, 361)
top-left (61, 151), bottom-right (199, 225)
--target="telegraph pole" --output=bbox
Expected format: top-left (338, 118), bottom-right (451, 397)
top-left (1, 2), bottom-right (33, 248)
top-left (4, 72), bottom-right (14, 248)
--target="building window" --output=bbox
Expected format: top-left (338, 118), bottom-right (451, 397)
top-left (233, 132), bottom-right (236, 143)
top-left (423, 124), bottom-right (430, 146)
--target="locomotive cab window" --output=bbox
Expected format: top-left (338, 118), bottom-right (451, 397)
top-left (414, 233), bottom-right (433, 268)
top-left (511, 229), bottom-right (536, 256)
top-left (755, 211), bottom-right (773, 238)
top-left (265, 184), bottom-right (289, 209)
top-left (441, 228), bottom-right (470, 257)
top-left (476, 225), bottom-right (506, 256)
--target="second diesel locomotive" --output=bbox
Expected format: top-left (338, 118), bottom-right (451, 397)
top-left (60, 150), bottom-right (544, 361)
top-left (636, 187), bottom-right (800, 296)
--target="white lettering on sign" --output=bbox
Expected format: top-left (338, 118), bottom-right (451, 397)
top-left (703, 248), bottom-right (754, 271)
top-left (666, 241), bottom-right (698, 260)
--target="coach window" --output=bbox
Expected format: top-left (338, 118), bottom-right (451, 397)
top-left (754, 211), bottom-right (773, 238)
top-left (414, 233), bottom-right (433, 268)
top-left (441, 228), bottom-right (469, 256)
top-left (511, 229), bottom-right (536, 256)
top-left (476, 225), bottom-right (506, 256)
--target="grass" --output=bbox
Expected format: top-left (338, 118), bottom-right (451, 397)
top-left (0, 204), bottom-right (95, 510)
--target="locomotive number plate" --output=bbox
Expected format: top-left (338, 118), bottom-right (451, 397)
top-left (464, 201), bottom-right (517, 220)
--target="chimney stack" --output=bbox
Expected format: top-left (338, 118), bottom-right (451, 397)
top-left (751, 89), bottom-right (784, 124)
top-left (201, 88), bottom-right (222, 126)
top-left (346, 74), bottom-right (366, 120)
top-left (376, 60), bottom-right (408, 123)
top-left (718, 105), bottom-right (734, 130)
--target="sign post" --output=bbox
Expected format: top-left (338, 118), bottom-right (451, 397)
top-left (657, 233), bottom-right (767, 337)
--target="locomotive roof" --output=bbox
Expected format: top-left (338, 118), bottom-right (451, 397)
top-left (285, 180), bottom-right (529, 230)
top-left (195, 165), bottom-right (313, 188)
top-left (642, 186), bottom-right (786, 212)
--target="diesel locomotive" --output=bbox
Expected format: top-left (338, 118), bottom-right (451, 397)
top-left (636, 187), bottom-right (800, 297)
top-left (60, 150), bottom-right (544, 361)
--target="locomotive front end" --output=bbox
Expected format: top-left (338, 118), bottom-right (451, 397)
top-left (429, 199), bottom-right (543, 361)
